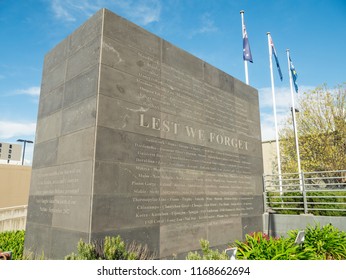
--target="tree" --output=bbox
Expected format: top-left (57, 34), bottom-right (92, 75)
top-left (279, 83), bottom-right (346, 173)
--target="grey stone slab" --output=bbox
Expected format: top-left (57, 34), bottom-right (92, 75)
top-left (43, 39), bottom-right (68, 74)
top-left (32, 138), bottom-right (59, 168)
top-left (26, 8), bottom-right (264, 260)
top-left (99, 64), bottom-right (140, 102)
top-left (207, 217), bottom-right (242, 246)
top-left (103, 9), bottom-right (161, 58)
top-left (29, 160), bottom-right (93, 196)
top-left (93, 161), bottom-right (160, 195)
top-left (38, 85), bottom-right (64, 118)
top-left (101, 36), bottom-right (142, 75)
top-left (95, 126), bottom-right (158, 166)
top-left (26, 195), bottom-right (53, 226)
top-left (51, 195), bottom-right (92, 232)
top-left (93, 161), bottom-right (121, 194)
top-left (241, 215), bottom-right (264, 239)
top-left (91, 195), bottom-right (160, 232)
top-left (160, 223), bottom-right (207, 258)
top-left (57, 127), bottom-right (95, 164)
top-left (162, 40), bottom-right (204, 81)
top-left (97, 95), bottom-right (257, 158)
top-left (63, 65), bottom-right (99, 107)
top-left (67, 9), bottom-right (104, 56)
top-left (40, 60), bottom-right (66, 95)
top-left (97, 95), bottom-right (153, 135)
top-left (204, 62), bottom-right (235, 94)
top-left (24, 223), bottom-right (52, 258)
top-left (66, 35), bottom-right (101, 81)
top-left (50, 228), bottom-right (89, 259)
top-left (35, 111), bottom-right (62, 144)
top-left (61, 97), bottom-right (97, 135)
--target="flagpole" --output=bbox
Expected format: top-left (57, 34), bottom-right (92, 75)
top-left (267, 32), bottom-right (283, 194)
top-left (240, 10), bottom-right (249, 85)
top-left (286, 49), bottom-right (303, 191)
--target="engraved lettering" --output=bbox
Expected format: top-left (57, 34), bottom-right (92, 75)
top-left (185, 126), bottom-right (196, 138)
top-left (162, 120), bottom-right (170, 132)
top-left (152, 117), bottom-right (161, 130)
top-left (139, 113), bottom-right (149, 128)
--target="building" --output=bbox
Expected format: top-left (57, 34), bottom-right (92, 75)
top-left (0, 164), bottom-right (31, 231)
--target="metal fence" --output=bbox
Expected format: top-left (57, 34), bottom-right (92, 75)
top-left (263, 170), bottom-right (346, 215)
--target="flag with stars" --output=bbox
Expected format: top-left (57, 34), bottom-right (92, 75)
top-left (289, 55), bottom-right (298, 92)
top-left (242, 23), bottom-right (253, 63)
top-left (269, 34), bottom-right (283, 81)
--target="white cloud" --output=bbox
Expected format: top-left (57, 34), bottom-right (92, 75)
top-left (50, 0), bottom-right (162, 25)
top-left (51, 0), bottom-right (77, 22)
top-left (16, 86), bottom-right (41, 96)
top-left (124, 0), bottom-right (161, 25)
top-left (258, 85), bottom-right (315, 141)
top-left (0, 121), bottom-right (36, 139)
top-left (190, 13), bottom-right (218, 37)
top-left (259, 85), bottom-right (314, 110)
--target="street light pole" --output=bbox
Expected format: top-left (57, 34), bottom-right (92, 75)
top-left (17, 139), bottom-right (33, 165)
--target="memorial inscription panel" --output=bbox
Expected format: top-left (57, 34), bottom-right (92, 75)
top-left (25, 8), bottom-right (263, 259)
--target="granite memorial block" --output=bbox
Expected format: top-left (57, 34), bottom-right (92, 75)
top-left (25, 8), bottom-right (264, 259)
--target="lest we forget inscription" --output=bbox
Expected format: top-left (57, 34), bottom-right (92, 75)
top-left (24, 8), bottom-right (264, 259)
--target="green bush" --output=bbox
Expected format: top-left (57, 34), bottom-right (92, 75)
top-left (186, 239), bottom-right (229, 260)
top-left (232, 232), bottom-right (315, 260)
top-left (288, 224), bottom-right (346, 260)
top-left (188, 224), bottom-right (346, 260)
top-left (267, 191), bottom-right (346, 216)
top-left (0, 230), bottom-right (25, 260)
top-left (65, 235), bottom-right (155, 260)
top-left (307, 192), bottom-right (346, 216)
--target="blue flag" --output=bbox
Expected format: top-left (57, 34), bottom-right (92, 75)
top-left (242, 23), bottom-right (253, 63)
top-left (269, 35), bottom-right (283, 81)
top-left (289, 55), bottom-right (298, 93)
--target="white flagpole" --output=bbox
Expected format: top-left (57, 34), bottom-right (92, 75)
top-left (267, 32), bottom-right (283, 194)
top-left (240, 10), bottom-right (249, 85)
top-left (286, 49), bottom-right (303, 191)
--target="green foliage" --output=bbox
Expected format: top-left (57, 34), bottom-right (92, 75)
top-left (267, 191), bottom-right (346, 216)
top-left (288, 224), bottom-right (346, 260)
top-left (186, 239), bottom-right (229, 260)
top-left (230, 224), bottom-right (346, 260)
top-left (65, 235), bottom-right (155, 260)
top-left (21, 250), bottom-right (45, 260)
top-left (267, 191), bottom-right (304, 214)
top-left (232, 232), bottom-right (314, 260)
top-left (0, 230), bottom-right (25, 260)
top-left (279, 83), bottom-right (346, 173)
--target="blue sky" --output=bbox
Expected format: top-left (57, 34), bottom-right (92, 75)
top-left (1, 0), bottom-right (345, 165)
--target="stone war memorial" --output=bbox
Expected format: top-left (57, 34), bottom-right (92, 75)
top-left (24, 8), bottom-right (264, 259)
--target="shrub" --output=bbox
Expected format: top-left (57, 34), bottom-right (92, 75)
top-left (186, 239), bottom-right (229, 260)
top-left (65, 235), bottom-right (155, 260)
top-left (0, 230), bottom-right (25, 260)
top-left (288, 223), bottom-right (346, 260)
top-left (232, 232), bottom-right (315, 260)
top-left (267, 191), bottom-right (346, 216)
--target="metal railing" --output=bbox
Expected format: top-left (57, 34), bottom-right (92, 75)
top-left (263, 170), bottom-right (346, 216)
